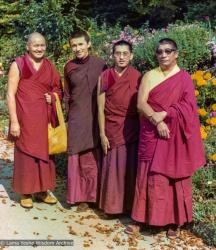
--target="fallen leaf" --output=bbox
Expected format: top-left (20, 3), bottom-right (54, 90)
top-left (2, 199), bottom-right (6, 204)
top-left (68, 226), bottom-right (77, 235)
top-left (47, 235), bottom-right (53, 240)
top-left (106, 244), bottom-right (114, 249)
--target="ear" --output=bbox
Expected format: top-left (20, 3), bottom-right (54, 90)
top-left (87, 41), bottom-right (91, 49)
top-left (130, 53), bottom-right (134, 61)
top-left (175, 50), bottom-right (179, 59)
top-left (26, 44), bottom-right (29, 51)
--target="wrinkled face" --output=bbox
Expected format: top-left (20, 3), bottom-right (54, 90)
top-left (156, 43), bottom-right (178, 69)
top-left (26, 37), bottom-right (46, 60)
top-left (70, 36), bottom-right (91, 60)
top-left (113, 45), bottom-right (133, 69)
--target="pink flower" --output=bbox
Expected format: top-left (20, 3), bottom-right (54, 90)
top-left (204, 16), bottom-right (209, 21)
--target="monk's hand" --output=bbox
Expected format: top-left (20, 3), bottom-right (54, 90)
top-left (157, 121), bottom-right (170, 139)
top-left (10, 121), bottom-right (20, 137)
top-left (100, 134), bottom-right (110, 155)
top-left (44, 93), bottom-right (52, 104)
top-left (150, 111), bottom-right (167, 125)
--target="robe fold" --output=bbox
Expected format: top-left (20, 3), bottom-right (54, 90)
top-left (14, 54), bottom-right (62, 161)
top-left (138, 69), bottom-right (205, 178)
top-left (132, 69), bottom-right (206, 226)
top-left (101, 66), bottom-right (141, 148)
top-left (64, 55), bottom-right (106, 204)
top-left (99, 66), bottom-right (141, 214)
top-left (11, 54), bottom-right (62, 194)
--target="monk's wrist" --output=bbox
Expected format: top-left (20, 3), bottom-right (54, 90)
top-left (147, 112), bottom-right (155, 120)
top-left (100, 133), bottom-right (106, 138)
top-left (148, 113), bottom-right (157, 125)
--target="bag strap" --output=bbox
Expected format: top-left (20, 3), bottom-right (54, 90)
top-left (53, 92), bottom-right (65, 126)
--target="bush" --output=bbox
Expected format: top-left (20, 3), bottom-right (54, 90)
top-left (84, 21), bottom-right (210, 74)
top-left (133, 23), bottom-right (211, 73)
top-left (17, 0), bottom-right (82, 60)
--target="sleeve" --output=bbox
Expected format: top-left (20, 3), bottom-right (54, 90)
top-left (100, 69), bottom-right (109, 92)
top-left (63, 66), bottom-right (71, 121)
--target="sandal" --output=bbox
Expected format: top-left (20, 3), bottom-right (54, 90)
top-left (125, 223), bottom-right (141, 235)
top-left (166, 227), bottom-right (179, 239)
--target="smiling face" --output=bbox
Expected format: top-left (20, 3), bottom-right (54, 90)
top-left (113, 45), bottom-right (133, 69)
top-left (156, 43), bottom-right (178, 70)
top-left (69, 36), bottom-right (91, 60)
top-left (26, 35), bottom-right (46, 61)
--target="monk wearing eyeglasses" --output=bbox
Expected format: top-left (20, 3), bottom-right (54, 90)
top-left (97, 40), bottom-right (141, 215)
top-left (126, 38), bottom-right (205, 237)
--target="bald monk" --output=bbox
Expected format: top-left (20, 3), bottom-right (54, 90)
top-left (64, 30), bottom-right (106, 209)
top-left (7, 32), bottom-right (62, 208)
top-left (126, 38), bottom-right (206, 237)
top-left (97, 40), bottom-right (141, 215)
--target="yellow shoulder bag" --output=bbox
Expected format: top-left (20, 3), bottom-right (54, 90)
top-left (48, 93), bottom-right (67, 155)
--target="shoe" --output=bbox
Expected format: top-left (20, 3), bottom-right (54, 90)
top-left (34, 192), bottom-right (57, 204)
top-left (125, 223), bottom-right (141, 236)
top-left (20, 195), bottom-right (33, 209)
top-left (76, 202), bottom-right (89, 212)
top-left (166, 227), bottom-right (179, 239)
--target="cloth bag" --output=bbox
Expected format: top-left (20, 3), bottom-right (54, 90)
top-left (48, 93), bottom-right (67, 154)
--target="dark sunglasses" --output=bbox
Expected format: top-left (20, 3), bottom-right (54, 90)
top-left (156, 48), bottom-right (176, 55)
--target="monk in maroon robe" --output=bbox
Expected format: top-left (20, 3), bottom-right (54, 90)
top-left (127, 38), bottom-right (206, 237)
top-left (64, 31), bottom-right (106, 208)
top-left (7, 33), bottom-right (62, 208)
top-left (97, 40), bottom-right (141, 215)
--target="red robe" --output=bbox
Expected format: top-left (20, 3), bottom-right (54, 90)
top-left (132, 69), bottom-right (206, 226)
top-left (14, 54), bottom-right (62, 161)
top-left (101, 66), bottom-right (141, 148)
top-left (138, 69), bottom-right (205, 178)
top-left (11, 54), bottom-right (62, 194)
top-left (99, 66), bottom-right (141, 214)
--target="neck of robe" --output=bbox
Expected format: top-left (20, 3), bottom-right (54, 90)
top-left (26, 53), bottom-right (44, 69)
top-left (74, 55), bottom-right (90, 64)
top-left (114, 65), bottom-right (129, 77)
top-left (159, 64), bottom-right (180, 79)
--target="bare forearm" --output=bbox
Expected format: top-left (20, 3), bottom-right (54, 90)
top-left (7, 94), bottom-right (18, 123)
top-left (138, 102), bottom-right (155, 118)
top-left (98, 108), bottom-right (106, 137)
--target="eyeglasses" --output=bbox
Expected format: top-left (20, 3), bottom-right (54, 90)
top-left (156, 49), bottom-right (176, 55)
top-left (114, 51), bottom-right (130, 58)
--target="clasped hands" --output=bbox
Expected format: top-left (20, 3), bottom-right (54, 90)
top-left (149, 111), bottom-right (170, 139)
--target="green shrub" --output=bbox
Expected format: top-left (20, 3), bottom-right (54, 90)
top-left (133, 23), bottom-right (211, 73)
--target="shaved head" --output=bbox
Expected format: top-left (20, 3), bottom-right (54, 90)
top-left (27, 32), bottom-right (46, 45)
top-left (26, 32), bottom-right (47, 61)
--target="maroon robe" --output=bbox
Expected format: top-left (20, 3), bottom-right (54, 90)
top-left (132, 69), bottom-right (206, 225)
top-left (101, 66), bottom-right (141, 148)
top-left (64, 55), bottom-right (106, 204)
top-left (99, 66), bottom-right (141, 214)
top-left (11, 54), bottom-right (62, 194)
top-left (64, 56), bottom-right (107, 155)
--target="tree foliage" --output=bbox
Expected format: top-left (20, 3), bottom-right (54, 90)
top-left (16, 0), bottom-right (83, 59)
top-left (0, 0), bottom-right (20, 35)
